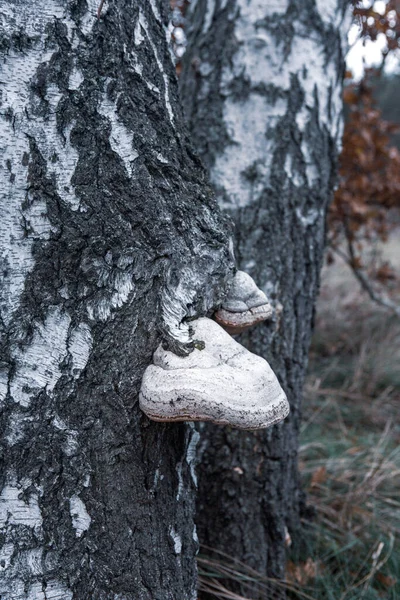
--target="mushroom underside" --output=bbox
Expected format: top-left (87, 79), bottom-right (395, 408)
top-left (214, 304), bottom-right (273, 335)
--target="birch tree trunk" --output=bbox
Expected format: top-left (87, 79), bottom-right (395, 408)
top-left (0, 1), bottom-right (233, 598)
top-left (180, 0), bottom-right (351, 587)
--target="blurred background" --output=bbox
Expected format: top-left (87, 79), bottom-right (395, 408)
top-left (292, 1), bottom-right (400, 592)
top-left (172, 1), bottom-right (400, 598)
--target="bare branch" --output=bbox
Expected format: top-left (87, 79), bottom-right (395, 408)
top-left (331, 236), bottom-right (400, 317)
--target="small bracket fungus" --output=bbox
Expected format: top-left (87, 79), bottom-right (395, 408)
top-left (215, 271), bottom-right (273, 334)
top-left (139, 318), bottom-right (289, 430)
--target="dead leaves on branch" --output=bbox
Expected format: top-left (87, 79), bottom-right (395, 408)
top-left (330, 1), bottom-right (400, 314)
top-left (331, 77), bottom-right (400, 249)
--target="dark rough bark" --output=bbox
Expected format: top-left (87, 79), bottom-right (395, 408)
top-left (180, 0), bottom-right (351, 592)
top-left (0, 1), bottom-right (233, 598)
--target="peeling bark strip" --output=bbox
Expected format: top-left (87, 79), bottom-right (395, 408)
top-left (181, 0), bottom-right (351, 590)
top-left (0, 0), bottom-right (233, 598)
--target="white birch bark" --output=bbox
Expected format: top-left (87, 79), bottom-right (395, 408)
top-left (181, 0), bottom-right (352, 590)
top-left (0, 1), bottom-right (233, 597)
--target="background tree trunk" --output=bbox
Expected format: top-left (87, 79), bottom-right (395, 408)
top-left (0, 1), bottom-right (233, 598)
top-left (180, 0), bottom-right (351, 590)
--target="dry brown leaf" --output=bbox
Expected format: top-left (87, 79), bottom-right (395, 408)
top-left (346, 446), bottom-right (364, 455)
top-left (286, 558), bottom-right (320, 585)
top-left (311, 466), bottom-right (327, 488)
top-left (376, 572), bottom-right (397, 588)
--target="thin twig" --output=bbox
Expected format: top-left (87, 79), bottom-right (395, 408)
top-left (332, 239), bottom-right (400, 317)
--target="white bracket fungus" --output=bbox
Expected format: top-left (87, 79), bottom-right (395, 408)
top-left (139, 317), bottom-right (289, 430)
top-left (215, 271), bottom-right (273, 334)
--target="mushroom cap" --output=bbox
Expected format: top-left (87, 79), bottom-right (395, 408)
top-left (215, 271), bottom-right (273, 334)
top-left (223, 271), bottom-right (269, 312)
top-left (139, 317), bottom-right (289, 430)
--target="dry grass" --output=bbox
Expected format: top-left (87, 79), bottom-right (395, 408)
top-left (297, 395), bottom-right (400, 599)
top-left (197, 549), bottom-right (316, 600)
top-left (198, 232), bottom-right (400, 599)
top-left (294, 236), bottom-right (400, 599)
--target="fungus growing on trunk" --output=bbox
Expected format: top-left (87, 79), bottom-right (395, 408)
top-left (139, 318), bottom-right (289, 430)
top-left (215, 271), bottom-right (273, 334)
